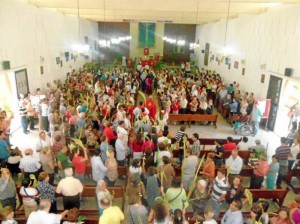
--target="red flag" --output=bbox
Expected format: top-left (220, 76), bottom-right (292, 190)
top-left (144, 48), bottom-right (149, 55)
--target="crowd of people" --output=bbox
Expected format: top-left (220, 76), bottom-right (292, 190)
top-left (0, 64), bottom-right (299, 224)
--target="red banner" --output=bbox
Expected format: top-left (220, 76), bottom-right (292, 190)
top-left (144, 48), bottom-right (149, 55)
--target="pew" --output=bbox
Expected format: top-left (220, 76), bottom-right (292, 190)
top-left (284, 169), bottom-right (300, 193)
top-left (190, 114), bottom-right (218, 128)
top-left (168, 114), bottom-right (218, 128)
top-left (15, 215), bottom-right (99, 224)
top-left (86, 138), bottom-right (242, 156)
top-left (16, 185), bottom-right (126, 212)
top-left (249, 187), bottom-right (289, 207)
top-left (172, 149), bottom-right (250, 164)
top-left (85, 165), bottom-right (128, 180)
top-left (175, 166), bottom-right (254, 177)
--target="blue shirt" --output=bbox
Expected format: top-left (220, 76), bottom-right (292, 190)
top-left (231, 102), bottom-right (238, 113)
top-left (0, 139), bottom-right (9, 159)
top-left (221, 209), bottom-right (243, 224)
top-left (252, 108), bottom-right (262, 122)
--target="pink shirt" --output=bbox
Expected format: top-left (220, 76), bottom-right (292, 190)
top-left (141, 141), bottom-right (155, 152)
top-left (69, 115), bottom-right (78, 125)
top-left (254, 160), bottom-right (269, 177)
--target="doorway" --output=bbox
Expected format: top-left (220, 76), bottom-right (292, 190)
top-left (274, 80), bottom-right (300, 137)
top-left (266, 75), bottom-right (282, 131)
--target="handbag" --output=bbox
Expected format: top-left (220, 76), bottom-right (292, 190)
top-left (23, 187), bottom-right (40, 205)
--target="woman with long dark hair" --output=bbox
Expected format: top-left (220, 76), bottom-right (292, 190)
top-left (246, 204), bottom-right (263, 224)
top-left (148, 197), bottom-right (169, 224)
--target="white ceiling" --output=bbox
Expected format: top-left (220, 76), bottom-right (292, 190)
top-left (23, 0), bottom-right (300, 24)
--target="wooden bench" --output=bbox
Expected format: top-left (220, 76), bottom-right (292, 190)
top-left (169, 114), bottom-right (190, 125)
top-left (168, 114), bottom-right (218, 128)
top-left (172, 149), bottom-right (250, 164)
top-left (85, 165), bottom-right (128, 179)
top-left (16, 185), bottom-right (126, 212)
top-left (15, 215), bottom-right (99, 224)
top-left (249, 187), bottom-right (289, 207)
top-left (175, 166), bottom-right (253, 177)
top-left (285, 169), bottom-right (300, 193)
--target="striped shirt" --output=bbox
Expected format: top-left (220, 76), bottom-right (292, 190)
top-left (175, 131), bottom-right (186, 142)
top-left (19, 156), bottom-right (41, 172)
top-left (19, 106), bottom-right (27, 117)
top-left (275, 145), bottom-right (291, 160)
top-left (212, 177), bottom-right (228, 201)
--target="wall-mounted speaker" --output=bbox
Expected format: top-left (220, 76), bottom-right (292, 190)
top-left (284, 68), bottom-right (293, 77)
top-left (2, 61), bottom-right (10, 70)
top-left (201, 50), bottom-right (205, 53)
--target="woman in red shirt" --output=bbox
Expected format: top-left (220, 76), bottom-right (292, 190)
top-left (103, 123), bottom-right (117, 146)
top-left (141, 134), bottom-right (155, 152)
top-left (72, 147), bottom-right (88, 183)
top-left (172, 97), bottom-right (180, 114)
top-left (132, 132), bottom-right (144, 159)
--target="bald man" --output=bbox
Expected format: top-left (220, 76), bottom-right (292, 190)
top-left (27, 199), bottom-right (68, 224)
top-left (19, 148), bottom-right (41, 179)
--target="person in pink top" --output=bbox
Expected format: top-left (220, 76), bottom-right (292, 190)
top-left (291, 196), bottom-right (300, 224)
top-left (65, 105), bottom-right (73, 120)
top-left (141, 134), bottom-right (155, 152)
top-left (68, 111), bottom-right (78, 138)
top-left (250, 155), bottom-right (269, 189)
top-left (72, 147), bottom-right (88, 183)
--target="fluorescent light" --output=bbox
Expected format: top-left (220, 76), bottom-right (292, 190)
top-left (177, 40), bottom-right (185, 46)
top-left (72, 44), bottom-right (89, 53)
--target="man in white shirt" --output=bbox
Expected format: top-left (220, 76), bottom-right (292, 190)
top-left (41, 99), bottom-right (50, 132)
top-left (27, 199), bottom-right (68, 224)
top-left (35, 131), bottom-right (51, 158)
top-left (115, 134), bottom-right (128, 166)
top-left (116, 121), bottom-right (128, 142)
top-left (59, 99), bottom-right (67, 120)
top-left (221, 199), bottom-right (244, 224)
top-left (179, 94), bottom-right (188, 114)
top-left (237, 137), bottom-right (249, 151)
top-left (56, 168), bottom-right (83, 210)
top-left (182, 149), bottom-right (199, 190)
top-left (157, 132), bottom-right (171, 145)
top-left (225, 149), bottom-right (243, 184)
top-left (19, 149), bottom-right (41, 179)
top-left (156, 143), bottom-right (172, 167)
top-left (91, 150), bottom-right (107, 183)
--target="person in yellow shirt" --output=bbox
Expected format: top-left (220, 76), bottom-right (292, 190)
top-left (99, 197), bottom-right (124, 224)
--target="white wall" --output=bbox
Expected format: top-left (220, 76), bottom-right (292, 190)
top-left (0, 0), bottom-right (99, 93)
top-left (195, 5), bottom-right (300, 98)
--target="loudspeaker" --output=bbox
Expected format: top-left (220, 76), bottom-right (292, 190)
top-left (2, 61), bottom-right (10, 70)
top-left (284, 68), bottom-right (293, 77)
top-left (201, 50), bottom-right (205, 53)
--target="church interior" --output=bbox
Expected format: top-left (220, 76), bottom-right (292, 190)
top-left (1, 0), bottom-right (300, 223)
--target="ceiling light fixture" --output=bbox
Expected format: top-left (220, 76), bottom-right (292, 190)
top-left (72, 0), bottom-right (89, 54)
top-left (220, 0), bottom-right (234, 56)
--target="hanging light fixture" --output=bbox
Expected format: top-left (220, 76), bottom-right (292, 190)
top-left (72, 0), bottom-right (89, 53)
top-left (190, 1), bottom-right (200, 50)
top-left (220, 0), bottom-right (234, 56)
